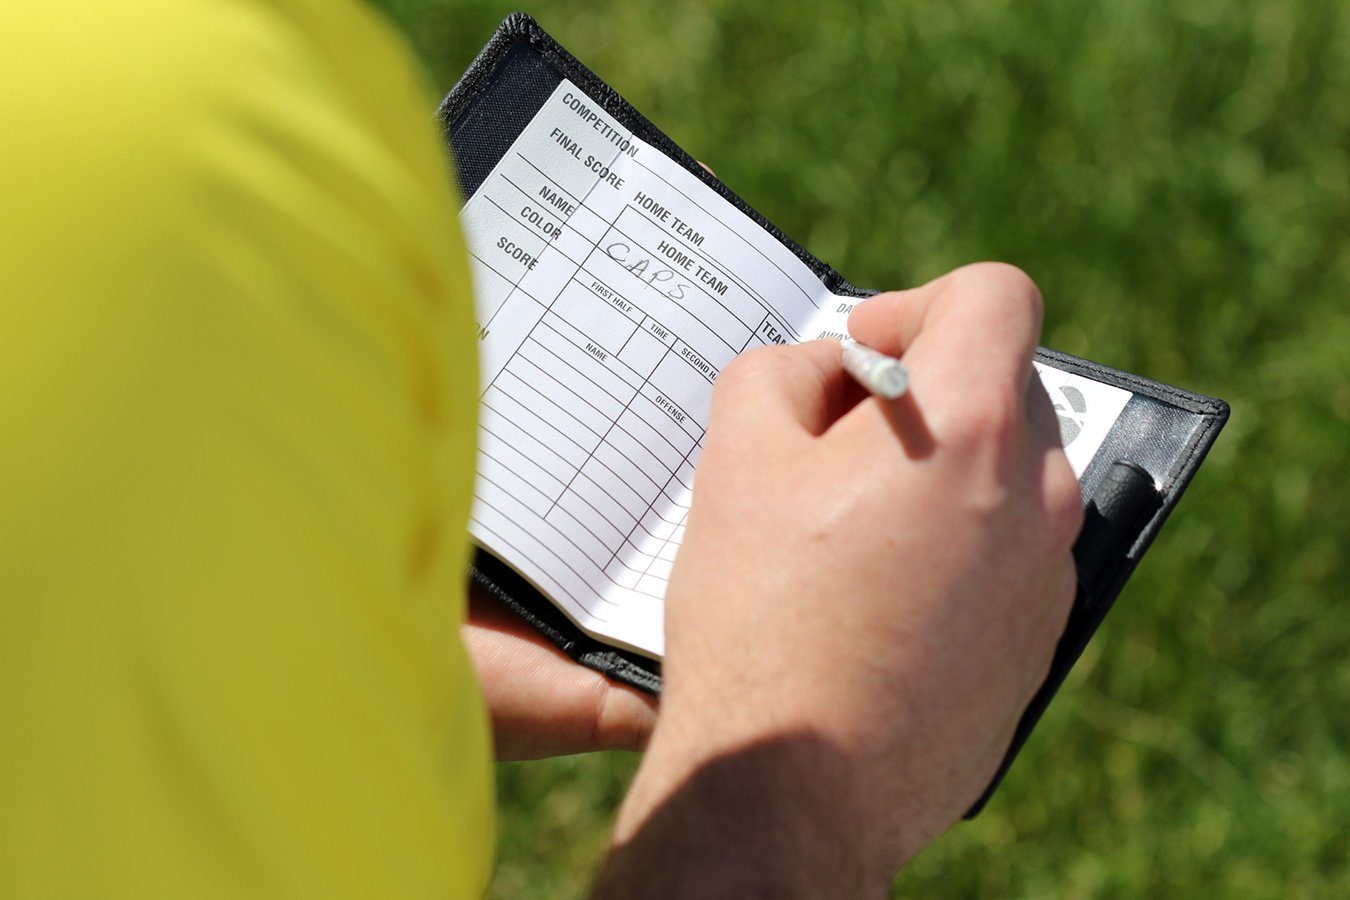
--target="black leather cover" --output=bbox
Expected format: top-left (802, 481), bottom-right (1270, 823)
top-left (439, 13), bottom-right (1229, 815)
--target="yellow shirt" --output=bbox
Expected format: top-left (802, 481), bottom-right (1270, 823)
top-left (0, 1), bottom-right (492, 895)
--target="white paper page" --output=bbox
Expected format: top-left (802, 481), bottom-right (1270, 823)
top-left (459, 79), bottom-right (1132, 656)
top-left (1033, 363), bottom-right (1133, 478)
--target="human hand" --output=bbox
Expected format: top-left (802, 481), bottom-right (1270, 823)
top-left (462, 582), bottom-right (657, 760)
top-left (594, 263), bottom-right (1081, 896)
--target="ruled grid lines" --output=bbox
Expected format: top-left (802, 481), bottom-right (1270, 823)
top-left (460, 81), bottom-right (834, 651)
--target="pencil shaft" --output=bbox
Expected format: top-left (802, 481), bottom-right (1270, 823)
top-left (841, 342), bottom-right (909, 399)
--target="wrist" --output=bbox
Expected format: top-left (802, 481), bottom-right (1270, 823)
top-left (594, 712), bottom-right (897, 899)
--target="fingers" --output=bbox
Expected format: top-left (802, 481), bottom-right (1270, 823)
top-left (465, 619), bottom-right (659, 759)
top-left (709, 339), bottom-right (856, 437)
top-left (848, 262), bottom-right (1044, 395)
top-left (846, 286), bottom-right (929, 358)
top-left (464, 586), bottom-right (658, 760)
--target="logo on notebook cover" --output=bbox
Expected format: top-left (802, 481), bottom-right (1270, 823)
top-left (1053, 385), bottom-right (1088, 447)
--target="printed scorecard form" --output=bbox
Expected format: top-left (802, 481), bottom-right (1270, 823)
top-left (460, 81), bottom-right (1131, 657)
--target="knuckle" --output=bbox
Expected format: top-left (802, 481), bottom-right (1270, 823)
top-left (1044, 457), bottom-right (1085, 549)
top-left (592, 676), bottom-right (651, 753)
top-left (952, 261), bottom-right (1044, 319)
top-left (960, 261), bottom-right (1042, 301)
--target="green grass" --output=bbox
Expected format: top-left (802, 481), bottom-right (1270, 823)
top-left (373, 1), bottom-right (1350, 895)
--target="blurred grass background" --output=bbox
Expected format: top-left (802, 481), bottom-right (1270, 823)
top-left (373, 1), bottom-right (1349, 896)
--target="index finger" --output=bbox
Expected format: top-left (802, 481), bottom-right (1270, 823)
top-left (847, 262), bottom-right (1044, 395)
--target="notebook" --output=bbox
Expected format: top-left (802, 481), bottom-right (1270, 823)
top-left (439, 14), bottom-right (1228, 813)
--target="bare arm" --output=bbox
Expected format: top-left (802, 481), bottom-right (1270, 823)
top-left (593, 263), bottom-right (1083, 897)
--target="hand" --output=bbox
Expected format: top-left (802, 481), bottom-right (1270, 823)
top-left (594, 263), bottom-right (1082, 897)
top-left (462, 582), bottom-right (657, 760)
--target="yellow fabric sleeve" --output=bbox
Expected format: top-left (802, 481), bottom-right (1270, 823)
top-left (0, 1), bottom-right (492, 895)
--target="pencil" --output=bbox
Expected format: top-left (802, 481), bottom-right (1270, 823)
top-left (841, 341), bottom-right (909, 399)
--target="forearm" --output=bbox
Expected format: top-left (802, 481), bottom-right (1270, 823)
top-left (591, 722), bottom-right (896, 899)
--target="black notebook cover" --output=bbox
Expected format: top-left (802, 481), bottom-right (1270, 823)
top-left (438, 13), bottom-right (1229, 814)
